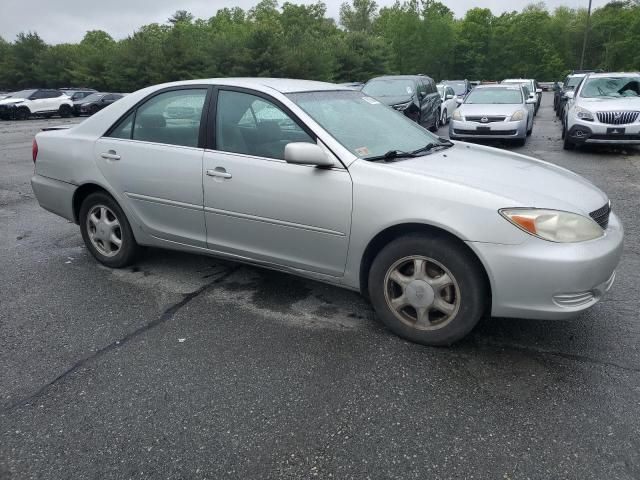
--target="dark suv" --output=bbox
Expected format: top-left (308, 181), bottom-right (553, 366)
top-left (361, 75), bottom-right (442, 131)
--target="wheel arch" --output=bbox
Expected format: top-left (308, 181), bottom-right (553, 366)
top-left (72, 183), bottom-right (113, 224)
top-left (358, 222), bottom-right (492, 307)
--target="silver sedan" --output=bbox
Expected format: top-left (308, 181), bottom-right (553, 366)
top-left (31, 78), bottom-right (623, 346)
top-left (449, 84), bottom-right (535, 145)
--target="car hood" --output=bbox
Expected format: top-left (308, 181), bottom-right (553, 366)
top-left (458, 104), bottom-right (524, 117)
top-left (371, 95), bottom-right (413, 106)
top-left (0, 97), bottom-right (26, 105)
top-left (578, 96), bottom-right (640, 110)
top-left (382, 142), bottom-right (608, 215)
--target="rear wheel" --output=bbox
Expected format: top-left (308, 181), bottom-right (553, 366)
top-left (441, 108), bottom-right (448, 125)
top-left (79, 192), bottom-right (139, 268)
top-left (59, 104), bottom-right (72, 118)
top-left (368, 234), bottom-right (487, 346)
top-left (429, 110), bottom-right (440, 132)
top-left (89, 105), bottom-right (99, 115)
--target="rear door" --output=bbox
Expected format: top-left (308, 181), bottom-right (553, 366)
top-left (202, 87), bottom-right (352, 277)
top-left (95, 87), bottom-right (210, 247)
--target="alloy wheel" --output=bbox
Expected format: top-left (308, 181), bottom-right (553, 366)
top-left (86, 205), bottom-right (123, 257)
top-left (383, 255), bottom-right (460, 331)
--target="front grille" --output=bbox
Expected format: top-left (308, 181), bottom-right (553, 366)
top-left (596, 111), bottom-right (639, 125)
top-left (454, 129), bottom-right (517, 136)
top-left (589, 202), bottom-right (611, 229)
top-left (465, 115), bottom-right (507, 123)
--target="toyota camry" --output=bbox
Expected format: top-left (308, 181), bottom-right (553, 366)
top-left (30, 78), bottom-right (623, 346)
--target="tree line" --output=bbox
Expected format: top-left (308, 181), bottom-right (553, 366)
top-left (0, 0), bottom-right (639, 92)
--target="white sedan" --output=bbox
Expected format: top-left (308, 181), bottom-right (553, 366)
top-left (437, 84), bottom-right (458, 124)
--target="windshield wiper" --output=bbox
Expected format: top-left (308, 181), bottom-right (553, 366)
top-left (410, 138), bottom-right (453, 155)
top-left (364, 150), bottom-right (418, 162)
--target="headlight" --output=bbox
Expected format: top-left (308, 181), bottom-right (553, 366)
top-left (500, 208), bottom-right (604, 243)
top-left (392, 102), bottom-right (411, 111)
top-left (452, 109), bottom-right (463, 120)
top-left (511, 110), bottom-right (525, 121)
top-left (575, 106), bottom-right (594, 121)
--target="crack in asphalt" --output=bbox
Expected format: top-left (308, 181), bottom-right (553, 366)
top-left (486, 341), bottom-right (640, 374)
top-left (0, 266), bottom-right (239, 414)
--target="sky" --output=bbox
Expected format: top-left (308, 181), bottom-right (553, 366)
top-left (0, 0), bottom-right (610, 45)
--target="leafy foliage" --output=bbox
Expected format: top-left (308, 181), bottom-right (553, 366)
top-left (0, 1), bottom-right (638, 91)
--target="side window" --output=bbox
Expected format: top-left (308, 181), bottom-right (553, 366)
top-left (109, 112), bottom-right (134, 140)
top-left (447, 87), bottom-right (455, 97)
top-left (31, 90), bottom-right (45, 99)
top-left (131, 89), bottom-right (207, 147)
top-left (216, 90), bottom-right (314, 160)
top-left (103, 95), bottom-right (114, 101)
top-left (417, 81), bottom-right (427, 97)
top-left (429, 80), bottom-right (437, 94)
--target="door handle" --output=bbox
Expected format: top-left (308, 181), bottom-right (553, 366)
top-left (206, 168), bottom-right (232, 179)
top-left (100, 151), bottom-right (121, 160)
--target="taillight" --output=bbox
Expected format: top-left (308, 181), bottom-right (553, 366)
top-left (32, 139), bottom-right (38, 163)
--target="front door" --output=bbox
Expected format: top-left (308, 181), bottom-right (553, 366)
top-left (95, 87), bottom-right (210, 247)
top-left (202, 88), bottom-right (352, 277)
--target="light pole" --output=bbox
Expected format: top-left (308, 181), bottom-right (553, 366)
top-left (579, 0), bottom-right (593, 70)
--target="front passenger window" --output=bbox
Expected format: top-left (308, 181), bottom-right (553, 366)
top-left (216, 90), bottom-right (314, 160)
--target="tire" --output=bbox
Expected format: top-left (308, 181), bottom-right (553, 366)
top-left (441, 108), bottom-right (448, 125)
top-left (89, 105), bottom-right (99, 115)
top-left (79, 192), bottom-right (139, 268)
top-left (429, 110), bottom-right (440, 132)
top-left (368, 234), bottom-right (487, 346)
top-left (59, 104), bottom-right (72, 118)
top-left (514, 137), bottom-right (526, 147)
top-left (527, 125), bottom-right (533, 136)
top-left (15, 107), bottom-right (30, 120)
top-left (563, 132), bottom-right (575, 150)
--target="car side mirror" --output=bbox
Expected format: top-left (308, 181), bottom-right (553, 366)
top-left (536, 88), bottom-right (542, 94)
top-left (284, 142), bottom-right (334, 167)
top-left (565, 91), bottom-right (575, 99)
top-left (456, 98), bottom-right (464, 105)
top-left (419, 91), bottom-right (426, 99)
top-left (525, 98), bottom-right (536, 104)
top-left (445, 94), bottom-right (454, 100)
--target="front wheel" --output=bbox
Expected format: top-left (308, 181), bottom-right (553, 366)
top-left (15, 107), bottom-right (30, 120)
top-left (441, 108), bottom-right (448, 125)
top-left (59, 104), bottom-right (72, 118)
top-left (429, 110), bottom-right (440, 132)
top-left (368, 235), bottom-right (487, 346)
top-left (79, 192), bottom-right (139, 268)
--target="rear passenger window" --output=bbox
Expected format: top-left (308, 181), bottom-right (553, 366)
top-left (132, 89), bottom-right (207, 147)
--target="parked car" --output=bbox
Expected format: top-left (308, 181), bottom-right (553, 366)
top-left (362, 75), bottom-right (442, 131)
top-left (501, 79), bottom-right (542, 115)
top-left (555, 73), bottom-right (589, 118)
top-left (0, 89), bottom-right (73, 120)
top-left (73, 92), bottom-right (124, 116)
top-left (0, 91), bottom-right (13, 100)
top-left (61, 88), bottom-right (97, 102)
top-left (30, 78), bottom-right (622, 346)
top-left (442, 79), bottom-right (473, 99)
top-left (562, 72), bottom-right (640, 149)
top-left (436, 83), bottom-right (458, 124)
top-left (449, 84), bottom-right (535, 146)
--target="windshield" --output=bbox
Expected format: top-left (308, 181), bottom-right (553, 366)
top-left (444, 81), bottom-right (466, 95)
top-left (80, 93), bottom-right (105, 103)
top-left (580, 76), bottom-right (640, 98)
top-left (464, 87), bottom-right (523, 104)
top-left (503, 80), bottom-right (534, 91)
top-left (565, 75), bottom-right (584, 88)
top-left (362, 79), bottom-right (415, 98)
top-left (287, 90), bottom-right (440, 160)
top-left (437, 86), bottom-right (445, 97)
top-left (9, 89), bottom-right (36, 99)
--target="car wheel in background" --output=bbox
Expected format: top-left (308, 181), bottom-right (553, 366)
top-left (514, 138), bottom-right (526, 146)
top-left (429, 110), bottom-right (440, 132)
top-left (59, 104), bottom-right (72, 118)
top-left (527, 125), bottom-right (533, 136)
top-left (79, 192), bottom-right (139, 268)
top-left (15, 107), bottom-right (30, 120)
top-left (90, 105), bottom-right (99, 115)
top-left (563, 132), bottom-right (576, 150)
top-left (368, 234), bottom-right (487, 346)
top-left (441, 108), bottom-right (448, 125)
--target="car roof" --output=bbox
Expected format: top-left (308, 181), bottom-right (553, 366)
top-left (366, 75), bottom-right (425, 82)
top-left (502, 78), bottom-right (534, 82)
top-left (474, 84), bottom-right (523, 90)
top-left (585, 72), bottom-right (640, 78)
top-left (185, 77), bottom-right (352, 93)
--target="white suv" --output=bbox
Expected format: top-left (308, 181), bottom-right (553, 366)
top-left (563, 72), bottom-right (640, 149)
top-left (0, 89), bottom-right (74, 120)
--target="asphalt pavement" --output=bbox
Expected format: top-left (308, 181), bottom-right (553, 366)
top-left (1, 95), bottom-right (639, 479)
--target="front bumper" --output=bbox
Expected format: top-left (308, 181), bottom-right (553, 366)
top-left (469, 212), bottom-right (624, 320)
top-left (567, 118), bottom-right (640, 145)
top-left (449, 118), bottom-right (526, 140)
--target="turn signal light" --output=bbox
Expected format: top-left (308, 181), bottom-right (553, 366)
top-left (32, 139), bottom-right (38, 163)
